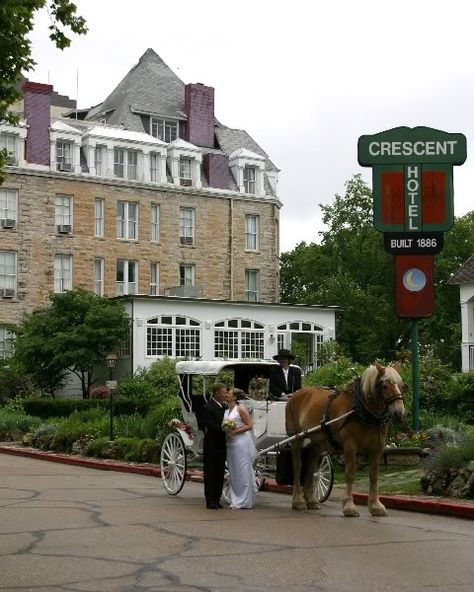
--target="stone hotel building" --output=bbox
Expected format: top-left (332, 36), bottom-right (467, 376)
top-left (0, 49), bottom-right (336, 368)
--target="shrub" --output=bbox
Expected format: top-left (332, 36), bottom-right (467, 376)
top-left (424, 431), bottom-right (474, 471)
top-left (90, 385), bottom-right (111, 399)
top-left (0, 360), bottom-right (34, 405)
top-left (84, 437), bottom-right (113, 458)
top-left (305, 357), bottom-right (364, 389)
top-left (25, 423), bottom-right (61, 450)
top-left (0, 411), bottom-right (41, 439)
top-left (446, 372), bottom-right (474, 424)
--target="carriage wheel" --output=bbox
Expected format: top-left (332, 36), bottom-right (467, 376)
top-left (315, 453), bottom-right (334, 503)
top-left (160, 432), bottom-right (187, 495)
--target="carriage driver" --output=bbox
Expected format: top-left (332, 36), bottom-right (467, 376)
top-left (268, 349), bottom-right (302, 401)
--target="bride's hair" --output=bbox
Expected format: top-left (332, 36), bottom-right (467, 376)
top-left (231, 388), bottom-right (245, 401)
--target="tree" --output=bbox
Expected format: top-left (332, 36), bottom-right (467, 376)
top-left (280, 175), bottom-right (474, 368)
top-left (0, 1), bottom-right (87, 179)
top-left (13, 289), bottom-right (129, 397)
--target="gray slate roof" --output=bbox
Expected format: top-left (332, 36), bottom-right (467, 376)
top-left (448, 254), bottom-right (474, 284)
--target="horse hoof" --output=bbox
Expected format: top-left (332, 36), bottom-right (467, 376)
top-left (343, 507), bottom-right (360, 517)
top-left (292, 501), bottom-right (306, 510)
top-left (306, 501), bottom-right (321, 510)
top-left (370, 506), bottom-right (388, 517)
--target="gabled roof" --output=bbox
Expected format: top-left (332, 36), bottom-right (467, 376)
top-left (449, 254), bottom-right (474, 284)
top-left (85, 49), bottom-right (185, 131)
top-left (84, 125), bottom-right (166, 145)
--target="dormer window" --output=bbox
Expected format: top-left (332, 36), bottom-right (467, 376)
top-left (151, 118), bottom-right (178, 143)
top-left (56, 141), bottom-right (73, 171)
top-left (94, 146), bottom-right (103, 175)
top-left (244, 166), bottom-right (256, 194)
top-left (0, 133), bottom-right (18, 166)
top-left (179, 158), bottom-right (192, 186)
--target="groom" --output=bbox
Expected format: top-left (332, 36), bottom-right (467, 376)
top-left (197, 382), bottom-right (228, 509)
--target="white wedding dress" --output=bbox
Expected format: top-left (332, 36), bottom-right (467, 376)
top-left (224, 404), bottom-right (258, 509)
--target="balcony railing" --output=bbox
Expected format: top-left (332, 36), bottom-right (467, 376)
top-left (164, 285), bottom-right (203, 298)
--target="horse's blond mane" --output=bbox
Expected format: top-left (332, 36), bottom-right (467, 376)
top-left (360, 364), bottom-right (402, 398)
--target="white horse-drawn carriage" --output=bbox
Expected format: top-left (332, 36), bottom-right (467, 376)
top-left (160, 359), bottom-right (335, 504)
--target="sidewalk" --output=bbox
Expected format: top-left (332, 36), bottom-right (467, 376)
top-left (1, 443), bottom-right (472, 519)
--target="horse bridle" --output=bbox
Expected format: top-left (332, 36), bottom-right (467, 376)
top-left (374, 377), bottom-right (404, 408)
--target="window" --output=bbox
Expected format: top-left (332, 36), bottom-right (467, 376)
top-left (56, 141), bottom-right (72, 171)
top-left (150, 153), bottom-right (159, 182)
top-left (150, 262), bottom-right (159, 295)
top-left (147, 315), bottom-right (200, 358)
top-left (94, 198), bottom-right (104, 237)
top-left (117, 201), bottom-right (137, 240)
top-left (245, 269), bottom-right (259, 302)
top-left (0, 251), bottom-right (16, 295)
top-left (151, 118), bottom-right (178, 143)
top-left (179, 264), bottom-right (195, 286)
top-left (214, 319), bottom-right (264, 359)
top-left (94, 146), bottom-right (103, 175)
top-left (114, 148), bottom-right (124, 177)
top-left (179, 207), bottom-right (195, 245)
top-left (0, 326), bottom-right (14, 359)
top-left (0, 133), bottom-right (17, 165)
top-left (116, 260), bottom-right (137, 295)
top-left (150, 204), bottom-right (160, 242)
top-left (55, 195), bottom-right (72, 231)
top-left (54, 254), bottom-right (72, 292)
top-left (245, 215), bottom-right (259, 251)
top-left (0, 189), bottom-right (18, 225)
top-left (179, 157), bottom-right (192, 186)
top-left (243, 166), bottom-right (256, 194)
top-left (94, 258), bottom-right (104, 295)
top-left (114, 149), bottom-right (139, 180)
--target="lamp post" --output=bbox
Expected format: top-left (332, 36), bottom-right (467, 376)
top-left (105, 353), bottom-right (118, 441)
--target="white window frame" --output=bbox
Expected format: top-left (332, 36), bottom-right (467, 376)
top-left (56, 141), bottom-right (73, 167)
top-left (0, 133), bottom-right (18, 165)
top-left (150, 118), bottom-right (179, 143)
top-left (214, 318), bottom-right (265, 360)
top-left (179, 157), bottom-right (192, 186)
top-left (54, 254), bottom-right (72, 293)
top-left (243, 166), bottom-right (256, 194)
top-left (94, 198), bottom-right (105, 237)
top-left (179, 207), bottom-right (195, 245)
top-left (0, 250), bottom-right (17, 293)
top-left (116, 259), bottom-right (137, 295)
top-left (55, 195), bottom-right (73, 228)
top-left (114, 148), bottom-right (139, 180)
top-left (150, 204), bottom-right (160, 242)
top-left (179, 264), bottom-right (195, 286)
top-left (150, 262), bottom-right (159, 295)
top-left (150, 153), bottom-right (159, 182)
top-left (0, 325), bottom-right (14, 359)
top-left (114, 148), bottom-right (125, 178)
top-left (245, 214), bottom-right (259, 251)
top-left (94, 257), bottom-right (104, 295)
top-left (245, 269), bottom-right (259, 302)
top-left (117, 201), bottom-right (138, 240)
top-left (0, 189), bottom-right (18, 224)
top-left (94, 146), bottom-right (104, 176)
top-left (146, 315), bottom-right (201, 358)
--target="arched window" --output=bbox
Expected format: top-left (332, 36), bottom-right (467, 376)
top-left (147, 315), bottom-right (201, 358)
top-left (277, 321), bottom-right (325, 367)
top-left (214, 318), bottom-right (264, 359)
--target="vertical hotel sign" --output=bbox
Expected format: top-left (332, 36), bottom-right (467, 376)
top-left (358, 127), bottom-right (467, 234)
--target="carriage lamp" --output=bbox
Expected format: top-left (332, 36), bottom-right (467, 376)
top-left (105, 353), bottom-right (118, 441)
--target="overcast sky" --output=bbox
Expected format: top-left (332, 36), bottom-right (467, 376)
top-left (28, 0), bottom-right (474, 252)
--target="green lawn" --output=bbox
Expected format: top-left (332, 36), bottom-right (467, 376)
top-left (332, 465), bottom-right (424, 496)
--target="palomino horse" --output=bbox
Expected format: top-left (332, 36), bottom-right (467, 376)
top-left (285, 362), bottom-right (405, 517)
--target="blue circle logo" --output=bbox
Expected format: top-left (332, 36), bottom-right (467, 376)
top-left (402, 268), bottom-right (426, 292)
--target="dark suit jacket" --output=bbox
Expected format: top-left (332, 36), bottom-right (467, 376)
top-left (269, 365), bottom-right (302, 399)
top-left (197, 398), bottom-right (227, 503)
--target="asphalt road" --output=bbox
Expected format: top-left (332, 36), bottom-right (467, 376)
top-left (0, 453), bottom-right (473, 592)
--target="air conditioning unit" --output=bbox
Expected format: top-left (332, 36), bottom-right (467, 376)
top-left (180, 236), bottom-right (194, 245)
top-left (2, 288), bottom-right (15, 298)
top-left (180, 178), bottom-right (192, 187)
top-left (1, 219), bottom-right (16, 229)
top-left (57, 224), bottom-right (72, 234)
top-left (57, 162), bottom-right (73, 172)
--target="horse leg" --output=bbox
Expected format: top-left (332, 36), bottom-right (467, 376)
top-left (342, 444), bottom-right (359, 517)
top-left (303, 441), bottom-right (321, 510)
top-left (290, 440), bottom-right (306, 510)
top-left (367, 451), bottom-right (387, 516)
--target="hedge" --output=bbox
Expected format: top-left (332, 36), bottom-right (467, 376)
top-left (23, 397), bottom-right (153, 419)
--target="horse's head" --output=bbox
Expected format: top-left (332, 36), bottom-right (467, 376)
top-left (362, 362), bottom-right (406, 423)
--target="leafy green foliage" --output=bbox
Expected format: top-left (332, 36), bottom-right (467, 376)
top-left (13, 289), bottom-right (129, 397)
top-left (0, 410), bottom-right (41, 439)
top-left (304, 357), bottom-right (364, 389)
top-left (0, 0), bottom-right (87, 179)
top-left (0, 358), bottom-right (34, 404)
top-left (280, 175), bottom-right (474, 368)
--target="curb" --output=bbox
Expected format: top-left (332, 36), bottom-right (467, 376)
top-left (1, 445), bottom-right (472, 519)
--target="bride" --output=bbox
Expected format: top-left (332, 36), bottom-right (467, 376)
top-left (223, 388), bottom-right (258, 509)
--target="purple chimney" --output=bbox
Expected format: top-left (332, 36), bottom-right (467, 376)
top-left (184, 83), bottom-right (215, 148)
top-left (22, 81), bottom-right (53, 166)
top-left (203, 153), bottom-right (230, 189)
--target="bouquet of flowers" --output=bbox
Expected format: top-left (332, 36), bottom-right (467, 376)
top-left (222, 419), bottom-right (237, 432)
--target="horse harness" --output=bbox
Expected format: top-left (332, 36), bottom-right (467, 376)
top-left (320, 377), bottom-right (402, 450)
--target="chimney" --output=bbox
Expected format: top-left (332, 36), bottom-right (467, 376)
top-left (184, 83), bottom-right (215, 148)
top-left (22, 81), bottom-right (53, 165)
top-left (203, 153), bottom-right (230, 189)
